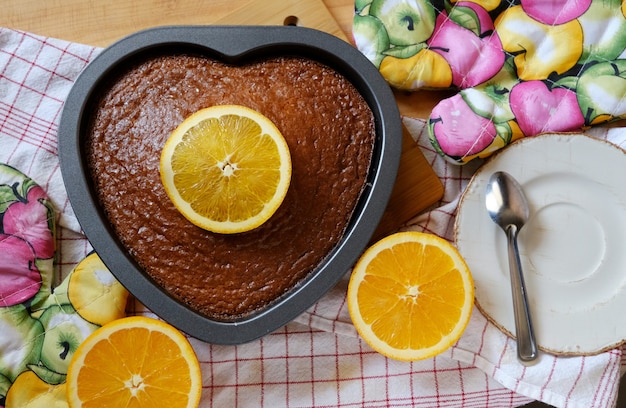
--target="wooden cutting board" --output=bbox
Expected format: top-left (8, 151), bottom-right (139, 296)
top-left (217, 0), bottom-right (444, 239)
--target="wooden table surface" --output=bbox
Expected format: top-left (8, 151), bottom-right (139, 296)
top-left (1, 0), bottom-right (352, 48)
top-left (0, 0), bottom-right (448, 119)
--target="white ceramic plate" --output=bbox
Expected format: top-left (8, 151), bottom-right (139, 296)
top-left (455, 133), bottom-right (626, 355)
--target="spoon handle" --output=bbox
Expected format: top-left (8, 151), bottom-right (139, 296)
top-left (506, 225), bottom-right (538, 362)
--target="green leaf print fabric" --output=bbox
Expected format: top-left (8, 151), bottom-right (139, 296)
top-left (353, 0), bottom-right (626, 164)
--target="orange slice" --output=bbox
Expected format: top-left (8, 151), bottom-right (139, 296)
top-left (347, 231), bottom-right (474, 361)
top-left (66, 316), bottom-right (202, 408)
top-left (160, 105), bottom-right (292, 234)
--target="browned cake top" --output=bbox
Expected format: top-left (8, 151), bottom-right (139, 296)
top-left (86, 54), bottom-right (375, 321)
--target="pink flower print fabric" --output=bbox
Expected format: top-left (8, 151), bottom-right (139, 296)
top-left (353, 0), bottom-right (626, 164)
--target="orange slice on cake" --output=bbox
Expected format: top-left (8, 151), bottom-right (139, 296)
top-left (160, 105), bottom-right (292, 234)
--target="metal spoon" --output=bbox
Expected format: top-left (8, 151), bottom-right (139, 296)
top-left (485, 171), bottom-right (538, 362)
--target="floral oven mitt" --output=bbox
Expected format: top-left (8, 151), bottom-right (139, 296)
top-left (353, 0), bottom-right (626, 163)
top-left (0, 163), bottom-right (128, 407)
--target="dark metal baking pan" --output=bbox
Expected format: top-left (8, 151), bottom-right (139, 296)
top-left (58, 25), bottom-right (402, 344)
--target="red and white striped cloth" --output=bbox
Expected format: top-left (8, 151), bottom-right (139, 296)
top-left (1, 27), bottom-right (624, 407)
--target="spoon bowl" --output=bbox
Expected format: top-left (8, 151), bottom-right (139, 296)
top-left (486, 171), bottom-right (538, 362)
top-left (485, 172), bottom-right (529, 230)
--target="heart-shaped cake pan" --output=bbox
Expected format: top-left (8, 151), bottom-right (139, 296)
top-left (58, 25), bottom-right (402, 344)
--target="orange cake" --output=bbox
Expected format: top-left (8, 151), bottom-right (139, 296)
top-left (85, 53), bottom-right (375, 321)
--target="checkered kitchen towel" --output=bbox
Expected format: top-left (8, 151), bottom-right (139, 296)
top-left (1, 27), bottom-right (623, 407)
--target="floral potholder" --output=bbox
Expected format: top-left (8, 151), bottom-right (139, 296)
top-left (0, 163), bottom-right (128, 407)
top-left (353, 0), bottom-right (626, 163)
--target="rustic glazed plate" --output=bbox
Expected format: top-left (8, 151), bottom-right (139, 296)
top-left (455, 133), bottom-right (626, 355)
top-left (58, 26), bottom-right (402, 344)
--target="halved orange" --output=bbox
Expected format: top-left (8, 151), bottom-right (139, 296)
top-left (66, 316), bottom-right (202, 408)
top-left (160, 105), bottom-right (292, 234)
top-left (347, 231), bottom-right (474, 361)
